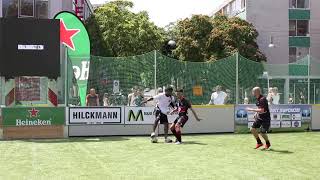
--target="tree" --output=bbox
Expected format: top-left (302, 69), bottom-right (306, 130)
top-left (85, 0), bottom-right (165, 57)
top-left (208, 15), bottom-right (266, 62)
top-left (173, 15), bottom-right (213, 62)
top-left (172, 14), bottom-right (266, 62)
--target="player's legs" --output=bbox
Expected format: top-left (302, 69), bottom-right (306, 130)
top-left (174, 116), bottom-right (188, 144)
top-left (260, 121), bottom-right (271, 149)
top-left (251, 120), bottom-right (263, 149)
top-left (159, 113), bottom-right (172, 143)
top-left (151, 111), bottom-right (161, 138)
top-left (170, 122), bottom-right (177, 139)
top-left (174, 123), bottom-right (182, 144)
top-left (163, 122), bottom-right (169, 139)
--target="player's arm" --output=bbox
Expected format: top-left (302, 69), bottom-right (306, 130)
top-left (142, 97), bottom-right (154, 104)
top-left (190, 107), bottom-right (201, 121)
top-left (246, 107), bottom-right (265, 113)
top-left (246, 99), bottom-right (267, 113)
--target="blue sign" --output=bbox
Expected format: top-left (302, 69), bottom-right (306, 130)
top-left (235, 104), bottom-right (312, 133)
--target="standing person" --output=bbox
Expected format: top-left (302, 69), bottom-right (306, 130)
top-left (127, 87), bottom-right (138, 106)
top-left (209, 85), bottom-right (227, 105)
top-left (103, 93), bottom-right (109, 107)
top-left (170, 89), bottom-right (201, 145)
top-left (134, 89), bottom-right (145, 107)
top-left (272, 87), bottom-right (280, 105)
top-left (247, 87), bottom-right (271, 150)
top-left (86, 88), bottom-right (99, 106)
top-left (267, 88), bottom-right (274, 105)
top-left (299, 91), bottom-right (306, 104)
top-left (143, 87), bottom-right (175, 143)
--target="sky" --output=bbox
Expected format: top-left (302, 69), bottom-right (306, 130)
top-left (89, 0), bottom-right (224, 27)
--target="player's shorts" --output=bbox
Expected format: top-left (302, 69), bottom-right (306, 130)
top-left (252, 119), bottom-right (270, 133)
top-left (174, 115), bottom-right (189, 127)
top-left (155, 110), bottom-right (168, 124)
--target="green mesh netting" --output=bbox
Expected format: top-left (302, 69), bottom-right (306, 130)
top-left (63, 52), bottom-right (320, 106)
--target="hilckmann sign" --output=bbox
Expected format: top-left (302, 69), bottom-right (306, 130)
top-left (2, 107), bottom-right (65, 127)
top-left (69, 107), bottom-right (122, 124)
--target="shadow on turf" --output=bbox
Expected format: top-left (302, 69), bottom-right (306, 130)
top-left (183, 141), bottom-right (207, 145)
top-left (20, 137), bottom-right (130, 143)
top-left (261, 148), bottom-right (293, 154)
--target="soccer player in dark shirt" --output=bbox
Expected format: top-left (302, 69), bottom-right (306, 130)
top-left (170, 89), bottom-right (201, 145)
top-left (247, 87), bottom-right (271, 150)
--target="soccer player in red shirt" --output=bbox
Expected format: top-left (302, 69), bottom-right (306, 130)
top-left (170, 89), bottom-right (201, 144)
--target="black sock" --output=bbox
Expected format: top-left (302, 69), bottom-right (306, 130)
top-left (256, 138), bottom-right (262, 144)
top-left (266, 140), bottom-right (270, 145)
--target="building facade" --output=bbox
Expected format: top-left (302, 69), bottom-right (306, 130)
top-left (0, 0), bottom-right (93, 20)
top-left (213, 0), bottom-right (320, 64)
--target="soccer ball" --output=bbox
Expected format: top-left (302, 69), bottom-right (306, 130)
top-left (151, 137), bottom-right (158, 143)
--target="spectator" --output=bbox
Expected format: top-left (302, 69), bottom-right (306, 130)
top-left (272, 87), bottom-right (280, 105)
top-left (288, 94), bottom-right (294, 104)
top-left (299, 91), bottom-right (306, 104)
top-left (103, 93), bottom-right (109, 106)
top-left (209, 85), bottom-right (227, 105)
top-left (267, 88), bottom-right (274, 105)
top-left (128, 87), bottom-right (138, 106)
top-left (86, 88), bottom-right (99, 106)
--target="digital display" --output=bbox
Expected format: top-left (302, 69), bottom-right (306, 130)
top-left (0, 18), bottom-right (60, 79)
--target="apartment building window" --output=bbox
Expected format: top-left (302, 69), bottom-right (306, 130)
top-left (3, 0), bottom-right (18, 17)
top-left (20, 0), bottom-right (34, 17)
top-left (223, 5), bottom-right (229, 15)
top-left (289, 20), bottom-right (309, 36)
top-left (35, 0), bottom-right (48, 19)
top-left (289, 47), bottom-right (309, 62)
top-left (229, 0), bottom-right (236, 15)
top-left (241, 0), bottom-right (246, 9)
top-left (2, 0), bottom-right (48, 18)
top-left (289, 0), bottom-right (309, 9)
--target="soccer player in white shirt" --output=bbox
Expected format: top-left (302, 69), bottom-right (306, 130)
top-left (143, 87), bottom-right (175, 143)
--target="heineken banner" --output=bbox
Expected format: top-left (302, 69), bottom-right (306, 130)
top-left (69, 107), bottom-right (122, 125)
top-left (124, 107), bottom-right (178, 125)
top-left (54, 12), bottom-right (91, 106)
top-left (235, 104), bottom-right (312, 133)
top-left (2, 107), bottom-right (65, 127)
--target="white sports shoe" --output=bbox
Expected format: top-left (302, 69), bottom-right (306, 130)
top-left (175, 141), bottom-right (182, 145)
top-left (150, 132), bottom-right (156, 138)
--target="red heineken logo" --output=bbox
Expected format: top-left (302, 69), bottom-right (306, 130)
top-left (60, 20), bottom-right (80, 51)
top-left (28, 108), bottom-right (40, 117)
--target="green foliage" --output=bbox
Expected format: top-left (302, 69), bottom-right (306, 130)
top-left (85, 0), bottom-right (165, 57)
top-left (173, 14), bottom-right (266, 62)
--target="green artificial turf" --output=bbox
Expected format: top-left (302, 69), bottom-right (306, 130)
top-left (0, 132), bottom-right (319, 180)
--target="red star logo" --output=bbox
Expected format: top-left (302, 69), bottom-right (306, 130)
top-left (28, 108), bottom-right (40, 117)
top-left (60, 20), bottom-right (80, 51)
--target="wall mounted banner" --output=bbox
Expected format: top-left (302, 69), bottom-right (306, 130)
top-left (2, 107), bottom-right (65, 127)
top-left (69, 107), bottom-right (122, 125)
top-left (235, 104), bottom-right (312, 133)
top-left (124, 107), bottom-right (178, 125)
top-left (54, 12), bottom-right (91, 106)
